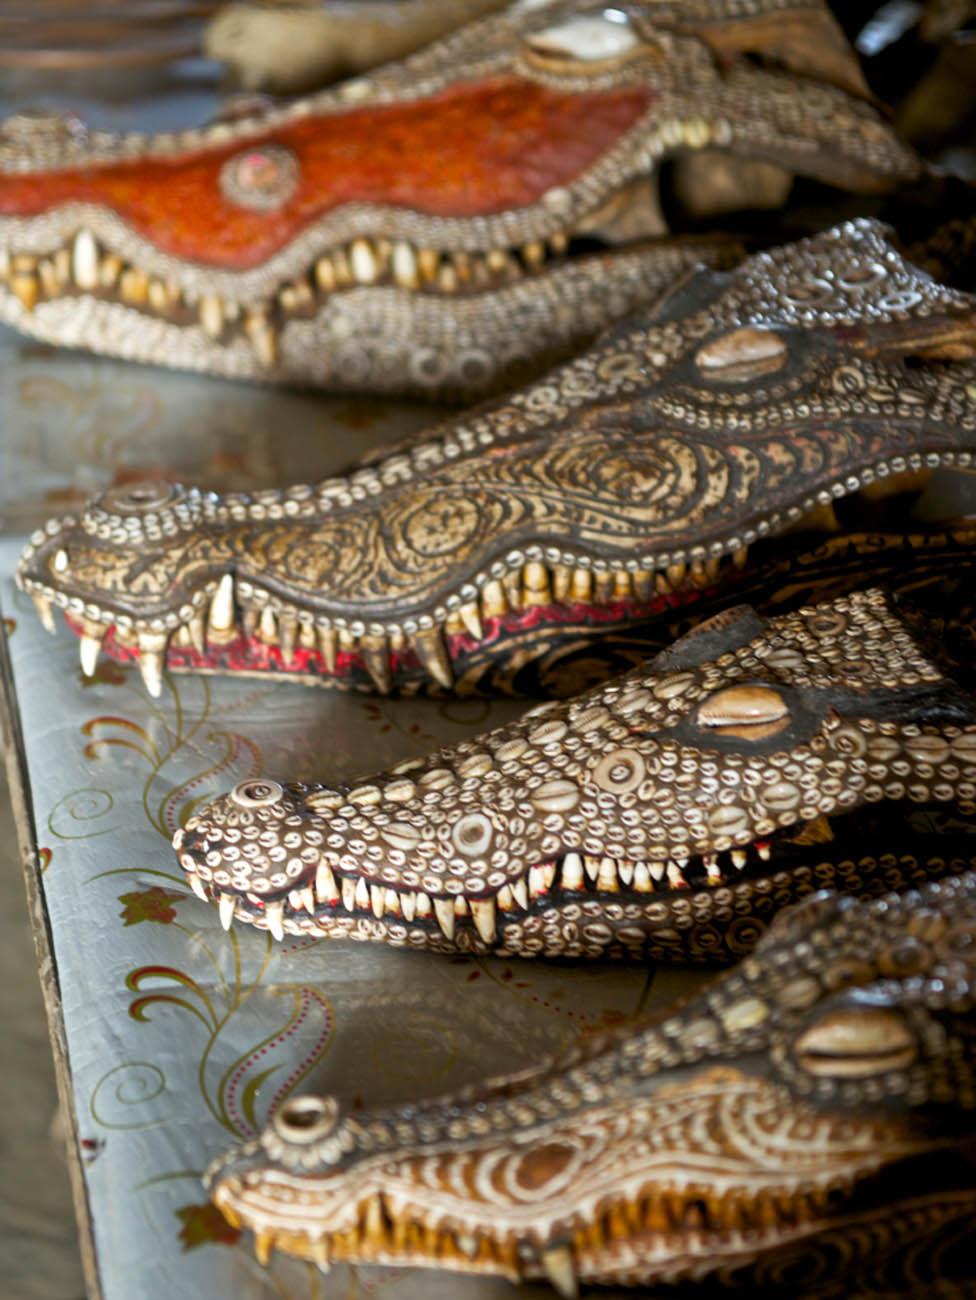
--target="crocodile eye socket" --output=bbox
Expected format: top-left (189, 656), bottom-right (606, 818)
top-left (795, 1007), bottom-right (917, 1078)
top-left (524, 11), bottom-right (642, 67)
top-left (697, 685), bottom-right (790, 741)
top-left (230, 779), bottom-right (284, 809)
top-left (100, 480), bottom-right (181, 514)
top-left (272, 1095), bottom-right (339, 1144)
top-left (695, 327), bottom-right (788, 381)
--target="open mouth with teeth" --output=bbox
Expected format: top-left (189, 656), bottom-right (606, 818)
top-left (0, 1), bottom-right (919, 393)
top-left (172, 591), bottom-right (976, 960)
top-left (15, 220), bottom-right (976, 699)
top-left (203, 871), bottom-right (976, 1291)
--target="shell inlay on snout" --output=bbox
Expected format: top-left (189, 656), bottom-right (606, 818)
top-left (698, 685), bottom-right (791, 740)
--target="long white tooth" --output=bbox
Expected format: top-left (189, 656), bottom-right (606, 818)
top-left (459, 601), bottom-right (483, 640)
top-left (401, 891), bottom-right (416, 921)
top-left (188, 613), bottom-right (206, 654)
top-left (391, 241), bottom-right (419, 289)
top-left (416, 892), bottom-right (431, 918)
top-left (597, 857), bottom-right (618, 892)
top-left (316, 861), bottom-right (339, 902)
top-left (32, 592), bottom-right (56, 633)
top-left (79, 629), bottom-right (104, 676)
top-left (208, 573), bottom-right (235, 636)
top-left (139, 650), bottom-right (164, 698)
top-left (72, 229), bottom-right (99, 289)
top-left (471, 897), bottom-right (496, 944)
top-left (188, 873), bottom-right (208, 902)
top-left (497, 884), bottom-right (515, 911)
top-left (350, 239), bottom-right (379, 284)
top-left (371, 885), bottom-right (385, 919)
top-left (289, 889), bottom-right (304, 912)
top-left (634, 863), bottom-right (652, 893)
top-left (433, 897), bottom-right (455, 941)
top-left (561, 853), bottom-right (584, 890)
top-left (584, 855), bottom-right (600, 882)
top-left (650, 860), bottom-right (666, 882)
top-left (355, 877), bottom-right (370, 910)
top-left (384, 889), bottom-right (400, 915)
top-left (541, 1246), bottom-right (578, 1300)
top-left (454, 895), bottom-right (469, 917)
top-left (542, 862), bottom-right (556, 890)
top-left (342, 877), bottom-right (356, 911)
top-left (618, 860), bottom-right (634, 887)
top-left (528, 865), bottom-right (548, 899)
top-left (667, 861), bottom-right (687, 889)
top-left (732, 849), bottom-right (748, 869)
top-left (218, 892), bottom-right (236, 930)
top-left (265, 900), bottom-right (285, 941)
top-left (511, 878), bottom-right (528, 910)
top-left (300, 886), bottom-right (315, 913)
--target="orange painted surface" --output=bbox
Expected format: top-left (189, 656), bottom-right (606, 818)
top-left (0, 78), bottom-right (652, 269)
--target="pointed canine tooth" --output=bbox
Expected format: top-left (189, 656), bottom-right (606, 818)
top-left (72, 229), bottom-right (99, 289)
top-left (260, 606), bottom-right (277, 643)
top-left (528, 865), bottom-right (548, 898)
top-left (265, 900), bottom-right (285, 941)
top-left (371, 884), bottom-right (385, 919)
top-left (541, 1246), bottom-right (578, 1300)
top-left (650, 860), bottom-right (666, 882)
top-left (32, 592), bottom-right (56, 633)
top-left (78, 621), bottom-right (104, 676)
top-left (10, 272), bottom-right (38, 311)
top-left (300, 886), bottom-right (315, 914)
top-left (244, 308), bottom-right (278, 367)
top-left (254, 1230), bottom-right (274, 1266)
top-left (188, 612), bottom-right (206, 655)
top-left (561, 852), bottom-right (584, 890)
top-left (316, 861), bottom-right (339, 903)
top-left (391, 241), bottom-right (419, 289)
top-left (732, 849), bottom-right (747, 869)
top-left (208, 573), bottom-right (235, 636)
top-left (384, 888), bottom-right (400, 915)
top-left (360, 633), bottom-right (392, 693)
top-left (355, 877), bottom-right (370, 910)
top-left (634, 862), bottom-right (652, 893)
top-left (511, 878), bottom-right (528, 910)
top-left (318, 626), bottom-right (338, 673)
top-left (218, 892), bottom-right (237, 930)
top-left (401, 891), bottom-right (416, 921)
top-left (315, 257), bottom-right (336, 292)
top-left (412, 627), bottom-right (453, 688)
top-left (137, 634), bottom-right (167, 697)
top-left (199, 294), bottom-right (225, 339)
top-left (756, 840), bottom-right (772, 861)
top-left (459, 601), bottom-right (483, 640)
top-left (618, 860), bottom-right (634, 887)
top-left (288, 890), bottom-right (303, 913)
top-left (584, 855), bottom-right (600, 882)
top-left (341, 877), bottom-right (356, 911)
top-left (666, 861), bottom-right (688, 889)
top-left (416, 892), bottom-right (431, 918)
top-left (597, 857), bottom-right (618, 892)
top-left (454, 894), bottom-right (469, 917)
top-left (433, 897), bottom-right (455, 941)
top-left (497, 883), bottom-right (515, 911)
top-left (188, 872), bottom-right (208, 902)
top-left (471, 897), bottom-right (496, 944)
top-left (350, 239), bottom-right (379, 284)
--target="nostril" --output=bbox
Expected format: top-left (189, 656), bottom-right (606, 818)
top-left (230, 779), bottom-right (284, 808)
top-left (272, 1094), bottom-right (339, 1143)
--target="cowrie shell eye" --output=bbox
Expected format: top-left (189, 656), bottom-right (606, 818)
top-left (525, 12), bottom-right (640, 63)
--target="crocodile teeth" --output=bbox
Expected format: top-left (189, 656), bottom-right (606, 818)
top-left (279, 614), bottom-right (298, 665)
top-left (667, 861), bottom-right (688, 889)
top-left (341, 877), bottom-right (356, 911)
top-left (497, 884), bottom-right (515, 911)
top-left (459, 601), bottom-right (483, 640)
top-left (703, 853), bottom-right (722, 884)
top-left (528, 865), bottom-right (548, 899)
top-left (316, 861), bottom-right (339, 903)
top-left (433, 897), bottom-right (455, 941)
top-left (561, 853), bottom-right (584, 890)
top-left (412, 627), bottom-right (453, 688)
top-left (72, 229), bottom-right (99, 290)
top-left (254, 1230), bottom-right (275, 1266)
top-left (199, 295), bottom-right (224, 339)
top-left (350, 239), bottom-right (379, 284)
top-left (634, 862), bottom-right (652, 893)
top-left (244, 308), bottom-right (278, 367)
top-left (511, 878), bottom-right (528, 910)
top-left (470, 897), bottom-right (496, 944)
top-left (584, 855), bottom-right (600, 882)
top-left (218, 892), bottom-right (236, 931)
top-left (208, 574), bottom-right (235, 637)
top-left (300, 886), bottom-right (315, 914)
top-left (370, 884), bottom-right (385, 919)
top-left (10, 270), bottom-right (38, 311)
top-left (541, 1246), bottom-right (578, 1300)
top-left (391, 241), bottom-right (419, 289)
top-left (732, 849), bottom-right (748, 869)
top-left (416, 892), bottom-right (432, 918)
top-left (355, 877), bottom-right (370, 910)
top-left (360, 634), bottom-right (392, 694)
top-left (187, 872), bottom-right (208, 902)
top-left (137, 634), bottom-right (167, 697)
top-left (650, 860), bottom-right (666, 882)
top-left (756, 840), bottom-right (772, 861)
top-left (79, 623), bottom-right (104, 676)
top-left (318, 626), bottom-right (338, 673)
top-left (31, 592), bottom-right (56, 634)
top-left (400, 891), bottom-right (416, 921)
top-left (597, 857), bottom-right (618, 892)
top-left (265, 900), bottom-right (285, 941)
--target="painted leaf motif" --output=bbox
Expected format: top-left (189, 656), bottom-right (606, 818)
top-left (118, 887), bottom-right (185, 927)
top-left (175, 1202), bottom-right (240, 1251)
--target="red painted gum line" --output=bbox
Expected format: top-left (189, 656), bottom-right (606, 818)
top-left (0, 80), bottom-right (653, 269)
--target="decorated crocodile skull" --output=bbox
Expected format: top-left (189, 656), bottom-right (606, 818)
top-left (205, 870), bottom-right (976, 1294)
top-left (0, 0), bottom-right (918, 397)
top-left (171, 589), bottom-right (976, 959)
top-left (16, 219), bottom-right (976, 700)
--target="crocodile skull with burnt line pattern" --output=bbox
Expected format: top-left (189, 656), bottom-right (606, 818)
top-left (205, 871), bottom-right (976, 1295)
top-left (172, 589), bottom-right (976, 960)
top-left (16, 220), bottom-right (976, 700)
top-left (0, 0), bottom-right (918, 397)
